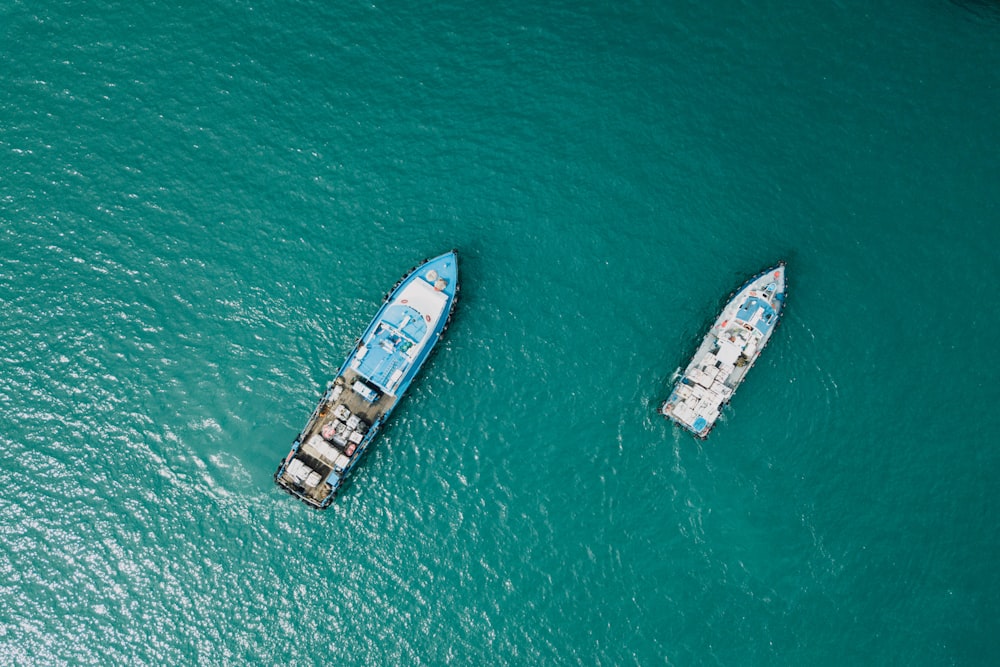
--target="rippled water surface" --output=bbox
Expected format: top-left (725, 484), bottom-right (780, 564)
top-left (2, 1), bottom-right (999, 664)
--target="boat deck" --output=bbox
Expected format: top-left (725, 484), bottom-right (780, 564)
top-left (275, 367), bottom-right (398, 506)
top-left (352, 322), bottom-right (416, 392)
top-left (325, 367), bottom-right (398, 427)
top-left (352, 278), bottom-right (449, 395)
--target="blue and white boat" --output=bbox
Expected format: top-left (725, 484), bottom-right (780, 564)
top-left (660, 262), bottom-right (786, 438)
top-left (274, 251), bottom-right (459, 508)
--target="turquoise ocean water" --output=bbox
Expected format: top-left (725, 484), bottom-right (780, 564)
top-left (2, 1), bottom-right (999, 664)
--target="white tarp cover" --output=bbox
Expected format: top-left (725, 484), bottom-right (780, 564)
top-left (711, 380), bottom-right (732, 398)
top-left (306, 434), bottom-right (338, 463)
top-left (717, 338), bottom-right (742, 365)
top-left (286, 458), bottom-right (312, 483)
top-left (672, 402), bottom-right (697, 425)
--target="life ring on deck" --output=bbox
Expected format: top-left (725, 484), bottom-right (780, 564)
top-left (401, 299), bottom-right (408, 304)
top-left (424, 315), bottom-right (431, 322)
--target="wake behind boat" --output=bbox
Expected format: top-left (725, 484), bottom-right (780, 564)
top-left (274, 251), bottom-right (459, 508)
top-left (660, 262), bottom-right (786, 438)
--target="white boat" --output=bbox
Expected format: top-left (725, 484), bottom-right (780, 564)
top-left (660, 263), bottom-right (786, 438)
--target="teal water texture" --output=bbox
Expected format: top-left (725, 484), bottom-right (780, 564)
top-left (2, 0), bottom-right (999, 664)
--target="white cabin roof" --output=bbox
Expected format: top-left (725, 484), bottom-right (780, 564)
top-left (394, 278), bottom-right (448, 321)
